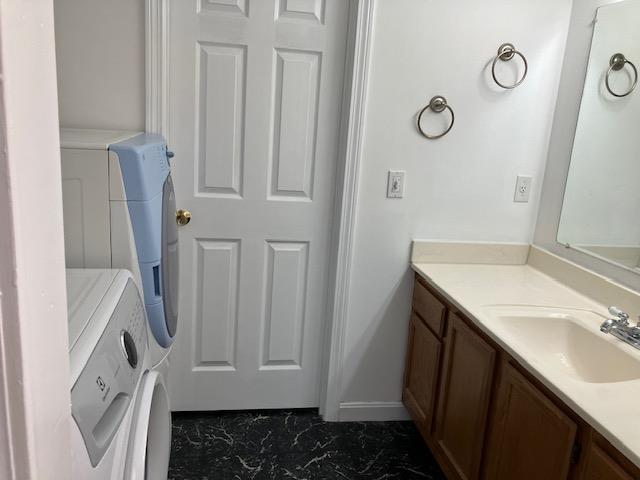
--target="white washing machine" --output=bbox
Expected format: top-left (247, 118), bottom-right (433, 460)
top-left (67, 269), bottom-right (172, 480)
top-left (61, 129), bottom-right (179, 387)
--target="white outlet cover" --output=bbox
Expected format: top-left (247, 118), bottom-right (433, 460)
top-left (514, 175), bottom-right (533, 203)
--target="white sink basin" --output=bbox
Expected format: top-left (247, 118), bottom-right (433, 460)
top-left (480, 306), bottom-right (640, 384)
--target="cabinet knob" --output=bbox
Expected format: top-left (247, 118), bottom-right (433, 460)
top-left (176, 209), bottom-right (192, 226)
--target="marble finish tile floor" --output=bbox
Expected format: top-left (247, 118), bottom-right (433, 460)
top-left (169, 409), bottom-right (446, 480)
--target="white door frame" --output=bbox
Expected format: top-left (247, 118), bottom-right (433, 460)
top-left (145, 0), bottom-right (376, 421)
top-left (0, 0), bottom-right (72, 476)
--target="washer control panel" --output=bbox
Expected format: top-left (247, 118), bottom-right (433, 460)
top-left (71, 279), bottom-right (147, 467)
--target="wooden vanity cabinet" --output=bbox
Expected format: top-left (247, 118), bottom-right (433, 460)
top-left (403, 274), bottom-right (640, 480)
top-left (483, 361), bottom-right (578, 480)
top-left (403, 277), bottom-right (447, 437)
top-left (403, 313), bottom-right (442, 435)
top-left (578, 433), bottom-right (638, 480)
top-left (435, 313), bottom-right (496, 480)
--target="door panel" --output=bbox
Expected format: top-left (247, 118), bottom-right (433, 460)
top-left (169, 0), bottom-right (349, 410)
top-left (200, 1), bottom-right (248, 17)
top-left (262, 241), bottom-right (309, 369)
top-left (270, 48), bottom-right (320, 200)
top-left (194, 239), bottom-right (240, 369)
top-left (277, 0), bottom-right (325, 23)
top-left (196, 42), bottom-right (246, 198)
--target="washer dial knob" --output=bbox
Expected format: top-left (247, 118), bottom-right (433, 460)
top-left (120, 330), bottom-right (138, 369)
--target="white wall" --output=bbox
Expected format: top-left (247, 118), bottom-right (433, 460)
top-left (0, 0), bottom-right (72, 477)
top-left (557, 1), bottom-right (640, 247)
top-left (340, 0), bottom-right (572, 412)
top-left (54, 0), bottom-right (146, 131)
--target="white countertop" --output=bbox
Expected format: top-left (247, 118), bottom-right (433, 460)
top-left (412, 261), bottom-right (640, 468)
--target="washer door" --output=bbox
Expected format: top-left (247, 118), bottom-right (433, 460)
top-left (161, 174), bottom-right (179, 339)
top-left (125, 371), bottom-right (172, 480)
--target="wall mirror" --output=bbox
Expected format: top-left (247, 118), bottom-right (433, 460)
top-left (558, 0), bottom-right (640, 272)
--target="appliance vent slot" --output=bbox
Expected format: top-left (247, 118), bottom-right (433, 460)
top-left (153, 266), bottom-right (161, 296)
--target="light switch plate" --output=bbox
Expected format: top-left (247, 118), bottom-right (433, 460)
top-left (514, 176), bottom-right (533, 203)
top-left (387, 171), bottom-right (405, 198)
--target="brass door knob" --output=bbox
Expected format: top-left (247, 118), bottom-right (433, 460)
top-left (176, 209), bottom-right (192, 226)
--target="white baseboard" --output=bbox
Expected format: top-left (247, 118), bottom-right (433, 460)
top-left (337, 402), bottom-right (411, 422)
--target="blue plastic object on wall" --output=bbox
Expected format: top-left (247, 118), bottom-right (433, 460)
top-left (110, 134), bottom-right (179, 348)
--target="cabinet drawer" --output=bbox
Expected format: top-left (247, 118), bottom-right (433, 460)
top-left (413, 277), bottom-right (446, 337)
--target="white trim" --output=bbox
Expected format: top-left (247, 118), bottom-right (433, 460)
top-left (320, 0), bottom-right (376, 421)
top-left (0, 1), bottom-right (72, 476)
top-left (145, 0), bottom-right (376, 419)
top-left (145, 0), bottom-right (170, 137)
top-left (338, 402), bottom-right (410, 422)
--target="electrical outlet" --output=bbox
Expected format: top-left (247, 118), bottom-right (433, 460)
top-left (387, 171), bottom-right (405, 198)
top-left (514, 176), bottom-right (533, 203)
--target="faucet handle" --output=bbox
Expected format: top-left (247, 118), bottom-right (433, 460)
top-left (608, 306), bottom-right (630, 325)
top-left (601, 319), bottom-right (616, 333)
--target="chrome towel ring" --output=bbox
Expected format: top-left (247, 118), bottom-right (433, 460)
top-left (416, 96), bottom-right (455, 140)
top-left (491, 43), bottom-right (528, 90)
top-left (606, 53), bottom-right (638, 98)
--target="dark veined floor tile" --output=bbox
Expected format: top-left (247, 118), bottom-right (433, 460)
top-left (169, 410), bottom-right (445, 480)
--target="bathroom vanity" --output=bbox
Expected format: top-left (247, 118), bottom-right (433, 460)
top-left (403, 244), bottom-right (640, 480)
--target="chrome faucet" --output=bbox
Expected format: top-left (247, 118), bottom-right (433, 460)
top-left (600, 307), bottom-right (640, 350)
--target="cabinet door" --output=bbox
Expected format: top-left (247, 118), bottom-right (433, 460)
top-left (581, 439), bottom-right (636, 480)
top-left (484, 362), bottom-right (577, 480)
top-left (435, 313), bottom-right (496, 480)
top-left (403, 313), bottom-right (442, 432)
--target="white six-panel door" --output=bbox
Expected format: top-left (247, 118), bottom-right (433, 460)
top-left (169, 0), bottom-right (349, 410)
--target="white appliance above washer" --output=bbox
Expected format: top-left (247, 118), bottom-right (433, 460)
top-left (61, 128), bottom-right (179, 371)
